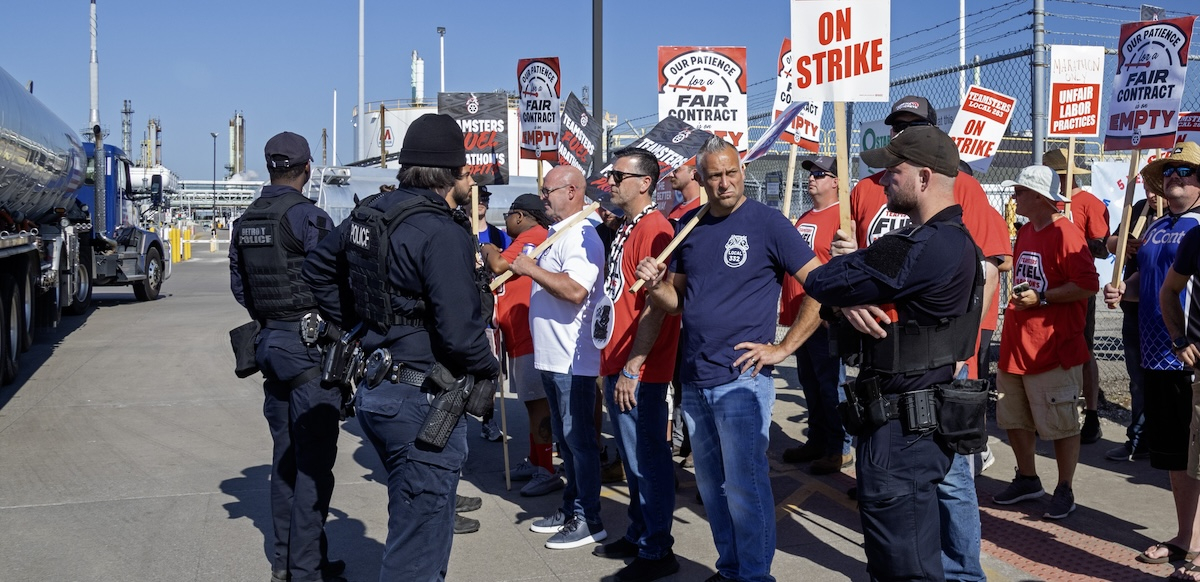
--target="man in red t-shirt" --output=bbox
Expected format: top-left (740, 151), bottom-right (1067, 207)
top-left (993, 165), bottom-right (1098, 520)
top-left (779, 156), bottom-right (852, 474)
top-left (481, 194), bottom-right (560, 497)
top-left (666, 164), bottom-right (702, 224)
top-left (1042, 147), bottom-right (1110, 445)
top-left (592, 147), bottom-right (683, 579)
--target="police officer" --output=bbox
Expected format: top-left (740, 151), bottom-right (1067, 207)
top-left (229, 132), bottom-right (345, 582)
top-left (804, 126), bottom-right (981, 581)
top-left (302, 113), bottom-right (499, 581)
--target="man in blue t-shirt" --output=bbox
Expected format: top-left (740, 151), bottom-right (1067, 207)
top-left (636, 136), bottom-right (821, 582)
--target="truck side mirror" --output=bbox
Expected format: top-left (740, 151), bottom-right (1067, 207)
top-left (150, 175), bottom-right (163, 207)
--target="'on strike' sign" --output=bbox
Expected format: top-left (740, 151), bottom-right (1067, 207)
top-left (789, 0), bottom-right (890, 102)
top-left (947, 85), bottom-right (1016, 173)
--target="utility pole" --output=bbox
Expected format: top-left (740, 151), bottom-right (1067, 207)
top-left (1032, 0), bottom-right (1047, 164)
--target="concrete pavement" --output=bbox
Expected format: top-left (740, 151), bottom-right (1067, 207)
top-left (0, 249), bottom-right (1185, 581)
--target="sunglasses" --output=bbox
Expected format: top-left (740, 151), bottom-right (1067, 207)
top-left (810, 170), bottom-right (833, 179)
top-left (603, 170), bottom-right (649, 185)
top-left (892, 120), bottom-right (932, 133)
top-left (1163, 165), bottom-right (1197, 178)
top-left (540, 184), bottom-right (568, 197)
top-left (503, 210), bottom-right (525, 219)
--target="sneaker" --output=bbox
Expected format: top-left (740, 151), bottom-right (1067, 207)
top-left (481, 417), bottom-right (504, 442)
top-left (782, 442), bottom-right (823, 463)
top-left (455, 494), bottom-right (481, 513)
top-left (615, 552), bottom-right (681, 582)
top-left (679, 454), bottom-right (693, 469)
top-left (530, 509), bottom-right (569, 533)
top-left (521, 466), bottom-right (565, 497)
top-left (593, 537), bottom-right (639, 559)
top-left (703, 574), bottom-right (736, 582)
top-left (272, 560), bottom-right (346, 582)
top-left (973, 445), bottom-right (995, 476)
top-left (510, 458), bottom-right (539, 481)
top-left (545, 515), bottom-right (607, 549)
top-left (454, 513), bottom-right (480, 534)
top-left (993, 471), bottom-right (1045, 505)
top-left (1106, 442), bottom-right (1151, 461)
top-left (1080, 411), bottom-right (1102, 444)
top-left (1043, 483), bottom-right (1076, 519)
top-left (810, 452), bottom-right (854, 475)
top-left (602, 456), bottom-right (626, 484)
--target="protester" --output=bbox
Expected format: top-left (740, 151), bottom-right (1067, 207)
top-left (636, 136), bottom-right (823, 582)
top-left (666, 163), bottom-right (702, 223)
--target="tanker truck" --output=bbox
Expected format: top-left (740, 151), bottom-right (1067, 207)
top-left (0, 64), bottom-right (170, 385)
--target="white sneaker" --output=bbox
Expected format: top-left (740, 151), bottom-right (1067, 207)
top-left (520, 466), bottom-right (565, 497)
top-left (510, 459), bottom-right (538, 482)
top-left (973, 445), bottom-right (995, 477)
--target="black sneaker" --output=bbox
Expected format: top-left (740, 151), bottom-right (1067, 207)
top-left (454, 513), bottom-right (480, 534)
top-left (703, 573), bottom-right (736, 582)
top-left (615, 552), bottom-right (681, 582)
top-left (545, 515), bottom-right (607, 549)
top-left (1043, 483), bottom-right (1077, 519)
top-left (993, 471), bottom-right (1045, 505)
top-left (1080, 410), bottom-right (1102, 444)
top-left (455, 494), bottom-right (482, 513)
top-left (782, 442), bottom-right (823, 463)
top-left (593, 537), bottom-right (639, 559)
top-left (271, 560), bottom-right (346, 582)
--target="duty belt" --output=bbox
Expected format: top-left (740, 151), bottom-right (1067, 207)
top-left (263, 319), bottom-right (302, 331)
top-left (363, 348), bottom-right (428, 389)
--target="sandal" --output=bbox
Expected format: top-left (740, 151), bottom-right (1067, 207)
top-left (1169, 560), bottom-right (1200, 581)
top-left (1138, 542), bottom-right (1196, 564)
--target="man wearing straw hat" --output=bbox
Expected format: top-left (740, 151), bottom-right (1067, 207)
top-left (636, 136), bottom-right (823, 582)
top-left (1042, 147), bottom-right (1110, 446)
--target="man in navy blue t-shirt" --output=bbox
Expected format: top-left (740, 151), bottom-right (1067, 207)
top-left (636, 136), bottom-right (822, 582)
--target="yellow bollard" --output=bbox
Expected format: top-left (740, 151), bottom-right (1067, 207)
top-left (184, 227), bottom-right (193, 261)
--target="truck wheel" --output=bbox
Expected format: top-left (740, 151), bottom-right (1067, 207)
top-left (0, 274), bottom-right (19, 385)
top-left (134, 247), bottom-right (163, 302)
top-left (63, 257), bottom-right (92, 316)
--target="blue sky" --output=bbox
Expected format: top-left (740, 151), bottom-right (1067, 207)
top-left (2, 0), bottom-right (1196, 181)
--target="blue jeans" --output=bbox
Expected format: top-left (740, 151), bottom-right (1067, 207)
top-left (939, 454), bottom-right (983, 581)
top-left (795, 326), bottom-right (851, 456)
top-left (541, 371), bottom-right (602, 523)
top-left (604, 376), bottom-right (675, 560)
top-left (356, 380), bottom-right (466, 582)
top-left (683, 370), bottom-right (776, 582)
top-left (1121, 301), bottom-right (1146, 450)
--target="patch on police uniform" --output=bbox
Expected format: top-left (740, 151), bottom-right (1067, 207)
top-left (862, 234), bottom-right (914, 280)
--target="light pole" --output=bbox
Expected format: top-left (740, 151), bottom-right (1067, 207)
top-left (210, 131), bottom-right (218, 231)
top-left (437, 26), bottom-right (446, 93)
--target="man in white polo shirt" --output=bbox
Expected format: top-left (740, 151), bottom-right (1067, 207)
top-left (510, 164), bottom-right (608, 550)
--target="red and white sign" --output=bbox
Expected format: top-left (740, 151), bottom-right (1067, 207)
top-left (789, 0), bottom-right (890, 102)
top-left (1049, 45), bottom-right (1105, 137)
top-left (773, 38), bottom-right (823, 152)
top-left (517, 57), bottom-right (561, 161)
top-left (658, 46), bottom-right (749, 151)
top-left (947, 85), bottom-right (1016, 173)
top-left (1104, 15), bottom-right (1197, 151)
top-left (1177, 112), bottom-right (1200, 145)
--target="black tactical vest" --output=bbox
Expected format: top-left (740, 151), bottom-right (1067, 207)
top-left (345, 189), bottom-right (451, 334)
top-left (235, 191), bottom-right (318, 321)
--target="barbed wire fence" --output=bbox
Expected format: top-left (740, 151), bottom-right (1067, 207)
top-left (609, 15), bottom-right (1200, 402)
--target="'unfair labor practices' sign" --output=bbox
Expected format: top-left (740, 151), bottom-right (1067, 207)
top-left (518, 57), bottom-right (561, 161)
top-left (557, 93), bottom-right (601, 175)
top-left (658, 46), bottom-right (749, 151)
top-left (1104, 15), bottom-right (1197, 151)
top-left (439, 91), bottom-right (509, 184)
top-left (1049, 45), bottom-right (1105, 137)
top-left (789, 0), bottom-right (890, 102)
top-left (773, 38), bottom-right (824, 152)
top-left (948, 85), bottom-right (1016, 173)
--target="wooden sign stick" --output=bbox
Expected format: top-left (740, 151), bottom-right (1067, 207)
top-left (834, 102), bottom-right (852, 234)
top-left (781, 143), bottom-right (799, 219)
top-left (488, 201), bottom-right (601, 291)
top-left (1109, 150), bottom-right (1143, 303)
top-left (628, 202), bottom-right (711, 295)
top-left (1064, 137), bottom-right (1075, 219)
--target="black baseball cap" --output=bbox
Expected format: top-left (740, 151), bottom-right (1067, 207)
top-left (801, 156), bottom-right (836, 175)
top-left (264, 132), bottom-right (312, 169)
top-left (510, 193), bottom-right (550, 223)
top-left (885, 95), bottom-right (936, 126)
top-left (861, 125), bottom-right (960, 177)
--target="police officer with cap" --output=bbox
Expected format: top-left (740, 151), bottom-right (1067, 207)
top-left (804, 125), bottom-right (982, 581)
top-left (229, 132), bottom-right (346, 582)
top-left (302, 113), bottom-right (499, 580)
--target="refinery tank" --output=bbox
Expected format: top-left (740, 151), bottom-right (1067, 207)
top-left (0, 65), bottom-right (86, 222)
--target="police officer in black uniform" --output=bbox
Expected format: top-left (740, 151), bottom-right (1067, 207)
top-left (229, 132), bottom-right (346, 582)
top-left (302, 113), bottom-right (499, 581)
top-left (804, 126), bottom-right (981, 581)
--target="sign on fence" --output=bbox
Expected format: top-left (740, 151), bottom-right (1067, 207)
top-left (658, 46), bottom-right (749, 151)
top-left (1049, 45), bottom-right (1105, 137)
top-left (1104, 16), bottom-right (1197, 150)
top-left (789, 0), bottom-right (890, 102)
top-left (773, 38), bottom-right (823, 152)
top-left (948, 85), bottom-right (1016, 173)
top-left (517, 57), bottom-right (561, 161)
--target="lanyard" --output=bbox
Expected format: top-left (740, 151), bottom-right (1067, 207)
top-left (604, 204), bottom-right (657, 299)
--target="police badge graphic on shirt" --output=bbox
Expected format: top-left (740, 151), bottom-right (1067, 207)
top-left (724, 234), bottom-right (749, 268)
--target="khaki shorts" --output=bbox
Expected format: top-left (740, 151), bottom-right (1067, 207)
top-left (507, 353), bottom-right (545, 402)
top-left (1188, 383), bottom-right (1200, 479)
top-left (996, 366), bottom-right (1083, 441)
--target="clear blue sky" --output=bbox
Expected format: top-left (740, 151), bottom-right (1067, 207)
top-left (1, 0), bottom-right (1195, 181)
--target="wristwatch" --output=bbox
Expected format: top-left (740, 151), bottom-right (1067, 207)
top-left (1172, 336), bottom-right (1191, 353)
top-left (1037, 290), bottom-right (1048, 306)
